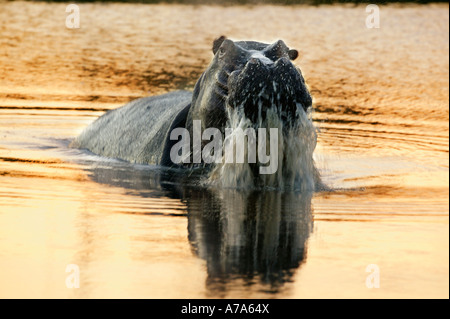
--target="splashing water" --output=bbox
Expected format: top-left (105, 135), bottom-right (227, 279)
top-left (206, 97), bottom-right (320, 191)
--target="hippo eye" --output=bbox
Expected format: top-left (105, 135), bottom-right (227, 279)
top-left (218, 47), bottom-right (226, 58)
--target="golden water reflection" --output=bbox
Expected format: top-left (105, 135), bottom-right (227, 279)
top-left (0, 154), bottom-right (447, 298)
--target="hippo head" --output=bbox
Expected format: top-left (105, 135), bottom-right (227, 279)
top-left (186, 36), bottom-right (313, 133)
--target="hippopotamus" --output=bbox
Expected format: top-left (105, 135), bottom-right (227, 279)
top-left (71, 36), bottom-right (319, 190)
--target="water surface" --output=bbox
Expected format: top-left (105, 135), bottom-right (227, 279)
top-left (0, 1), bottom-right (448, 298)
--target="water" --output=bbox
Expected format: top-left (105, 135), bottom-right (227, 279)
top-left (0, 1), bottom-right (448, 298)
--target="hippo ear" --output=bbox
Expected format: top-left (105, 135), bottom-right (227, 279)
top-left (213, 36), bottom-right (227, 55)
top-left (288, 49), bottom-right (299, 60)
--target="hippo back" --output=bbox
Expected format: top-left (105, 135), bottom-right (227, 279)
top-left (71, 91), bottom-right (192, 165)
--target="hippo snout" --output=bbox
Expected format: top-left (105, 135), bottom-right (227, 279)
top-left (227, 55), bottom-right (312, 125)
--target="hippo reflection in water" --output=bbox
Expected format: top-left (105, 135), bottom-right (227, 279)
top-left (85, 164), bottom-right (313, 294)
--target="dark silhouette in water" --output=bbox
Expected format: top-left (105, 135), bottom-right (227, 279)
top-left (186, 188), bottom-right (313, 294)
top-left (84, 161), bottom-right (313, 293)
